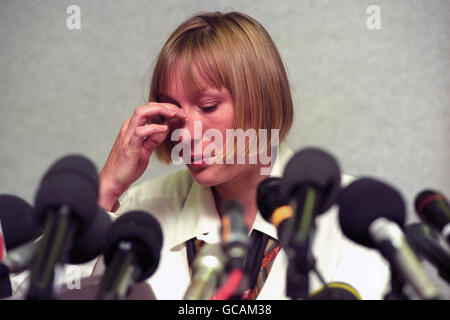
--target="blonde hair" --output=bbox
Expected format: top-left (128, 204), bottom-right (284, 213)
top-left (149, 11), bottom-right (294, 164)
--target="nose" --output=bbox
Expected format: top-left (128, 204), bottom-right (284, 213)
top-left (178, 111), bottom-right (202, 145)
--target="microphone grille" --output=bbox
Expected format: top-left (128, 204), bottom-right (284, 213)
top-left (281, 147), bottom-right (341, 214)
top-left (34, 154), bottom-right (99, 230)
top-left (338, 177), bottom-right (406, 248)
top-left (257, 177), bottom-right (287, 222)
top-left (0, 194), bottom-right (41, 250)
top-left (104, 210), bottom-right (163, 281)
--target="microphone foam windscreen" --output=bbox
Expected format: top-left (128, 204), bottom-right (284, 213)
top-left (281, 147), bottom-right (341, 214)
top-left (257, 177), bottom-right (287, 222)
top-left (104, 210), bottom-right (163, 281)
top-left (69, 207), bottom-right (113, 264)
top-left (0, 195), bottom-right (41, 250)
top-left (338, 178), bottom-right (406, 248)
top-left (415, 190), bottom-right (436, 212)
top-left (34, 154), bottom-right (99, 230)
top-left (414, 189), bottom-right (449, 227)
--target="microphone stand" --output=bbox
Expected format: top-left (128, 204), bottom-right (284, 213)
top-left (384, 269), bottom-right (410, 300)
top-left (96, 241), bottom-right (142, 300)
top-left (26, 206), bottom-right (79, 300)
top-left (285, 187), bottom-right (324, 300)
top-left (285, 229), bottom-right (323, 299)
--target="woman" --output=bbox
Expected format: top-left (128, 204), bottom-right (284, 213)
top-left (95, 11), bottom-right (389, 300)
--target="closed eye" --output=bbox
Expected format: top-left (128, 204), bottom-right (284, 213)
top-left (201, 104), bottom-right (219, 113)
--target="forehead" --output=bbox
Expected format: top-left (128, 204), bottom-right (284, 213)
top-left (159, 54), bottom-right (224, 99)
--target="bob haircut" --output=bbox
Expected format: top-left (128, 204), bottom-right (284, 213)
top-left (149, 11), bottom-right (294, 164)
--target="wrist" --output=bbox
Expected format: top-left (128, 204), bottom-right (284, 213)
top-left (98, 172), bottom-right (124, 212)
top-left (98, 194), bottom-right (120, 213)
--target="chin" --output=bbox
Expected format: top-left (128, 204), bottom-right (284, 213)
top-left (187, 165), bottom-right (228, 187)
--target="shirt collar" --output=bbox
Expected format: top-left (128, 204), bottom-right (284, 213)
top-left (169, 142), bottom-right (293, 250)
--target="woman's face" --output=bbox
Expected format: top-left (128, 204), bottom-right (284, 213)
top-left (159, 62), bottom-right (259, 187)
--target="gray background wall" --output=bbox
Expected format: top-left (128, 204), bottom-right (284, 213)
top-left (0, 0), bottom-right (449, 295)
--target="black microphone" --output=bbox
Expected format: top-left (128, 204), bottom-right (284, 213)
top-left (278, 148), bottom-right (341, 299)
top-left (3, 206), bottom-right (111, 275)
top-left (0, 194), bottom-right (40, 299)
top-left (415, 190), bottom-right (450, 245)
top-left (404, 222), bottom-right (450, 283)
top-left (308, 282), bottom-right (361, 300)
top-left (257, 177), bottom-right (288, 222)
top-left (27, 155), bottom-right (99, 300)
top-left (97, 210), bottom-right (163, 300)
top-left (0, 195), bottom-right (41, 251)
top-left (278, 148), bottom-right (341, 246)
top-left (0, 263), bottom-right (12, 299)
top-left (68, 206), bottom-right (112, 264)
top-left (339, 178), bottom-right (440, 300)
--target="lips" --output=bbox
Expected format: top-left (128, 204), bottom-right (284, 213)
top-left (189, 153), bottom-right (215, 167)
top-left (191, 155), bottom-right (210, 164)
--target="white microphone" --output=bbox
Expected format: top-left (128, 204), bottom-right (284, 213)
top-left (183, 243), bottom-right (226, 300)
top-left (339, 177), bottom-right (440, 300)
top-left (2, 236), bottom-right (42, 273)
top-left (369, 218), bottom-right (439, 299)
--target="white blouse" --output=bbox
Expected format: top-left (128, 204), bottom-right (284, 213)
top-left (91, 142), bottom-right (391, 300)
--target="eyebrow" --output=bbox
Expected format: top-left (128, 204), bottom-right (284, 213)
top-left (157, 93), bottom-right (179, 104)
top-left (157, 90), bottom-right (222, 103)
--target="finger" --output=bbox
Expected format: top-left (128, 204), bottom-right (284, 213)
top-left (156, 103), bottom-right (187, 116)
top-left (125, 106), bottom-right (171, 143)
top-left (127, 123), bottom-right (169, 154)
top-left (128, 105), bottom-right (173, 130)
top-left (142, 128), bottom-right (170, 152)
top-left (141, 102), bottom-right (188, 123)
top-left (154, 103), bottom-right (188, 122)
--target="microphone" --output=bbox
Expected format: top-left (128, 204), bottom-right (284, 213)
top-left (0, 223), bottom-right (5, 263)
top-left (0, 195), bottom-right (41, 251)
top-left (278, 147), bottom-right (341, 246)
top-left (183, 243), bottom-right (226, 300)
top-left (339, 177), bottom-right (440, 300)
top-left (217, 200), bottom-right (249, 299)
top-left (261, 148), bottom-right (341, 299)
top-left (68, 206), bottom-right (112, 264)
top-left (3, 207), bottom-right (111, 274)
top-left (0, 194), bottom-right (40, 299)
top-left (404, 222), bottom-right (450, 283)
top-left (415, 190), bottom-right (450, 245)
top-left (1, 237), bottom-right (41, 274)
top-left (0, 221), bottom-right (11, 298)
top-left (27, 154), bottom-right (99, 300)
top-left (221, 200), bottom-right (249, 271)
top-left (97, 210), bottom-right (163, 300)
top-left (308, 282), bottom-right (361, 300)
top-left (0, 263), bottom-right (12, 299)
top-left (257, 177), bottom-right (288, 223)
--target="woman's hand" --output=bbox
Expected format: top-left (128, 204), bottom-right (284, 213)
top-left (98, 102), bottom-right (186, 211)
